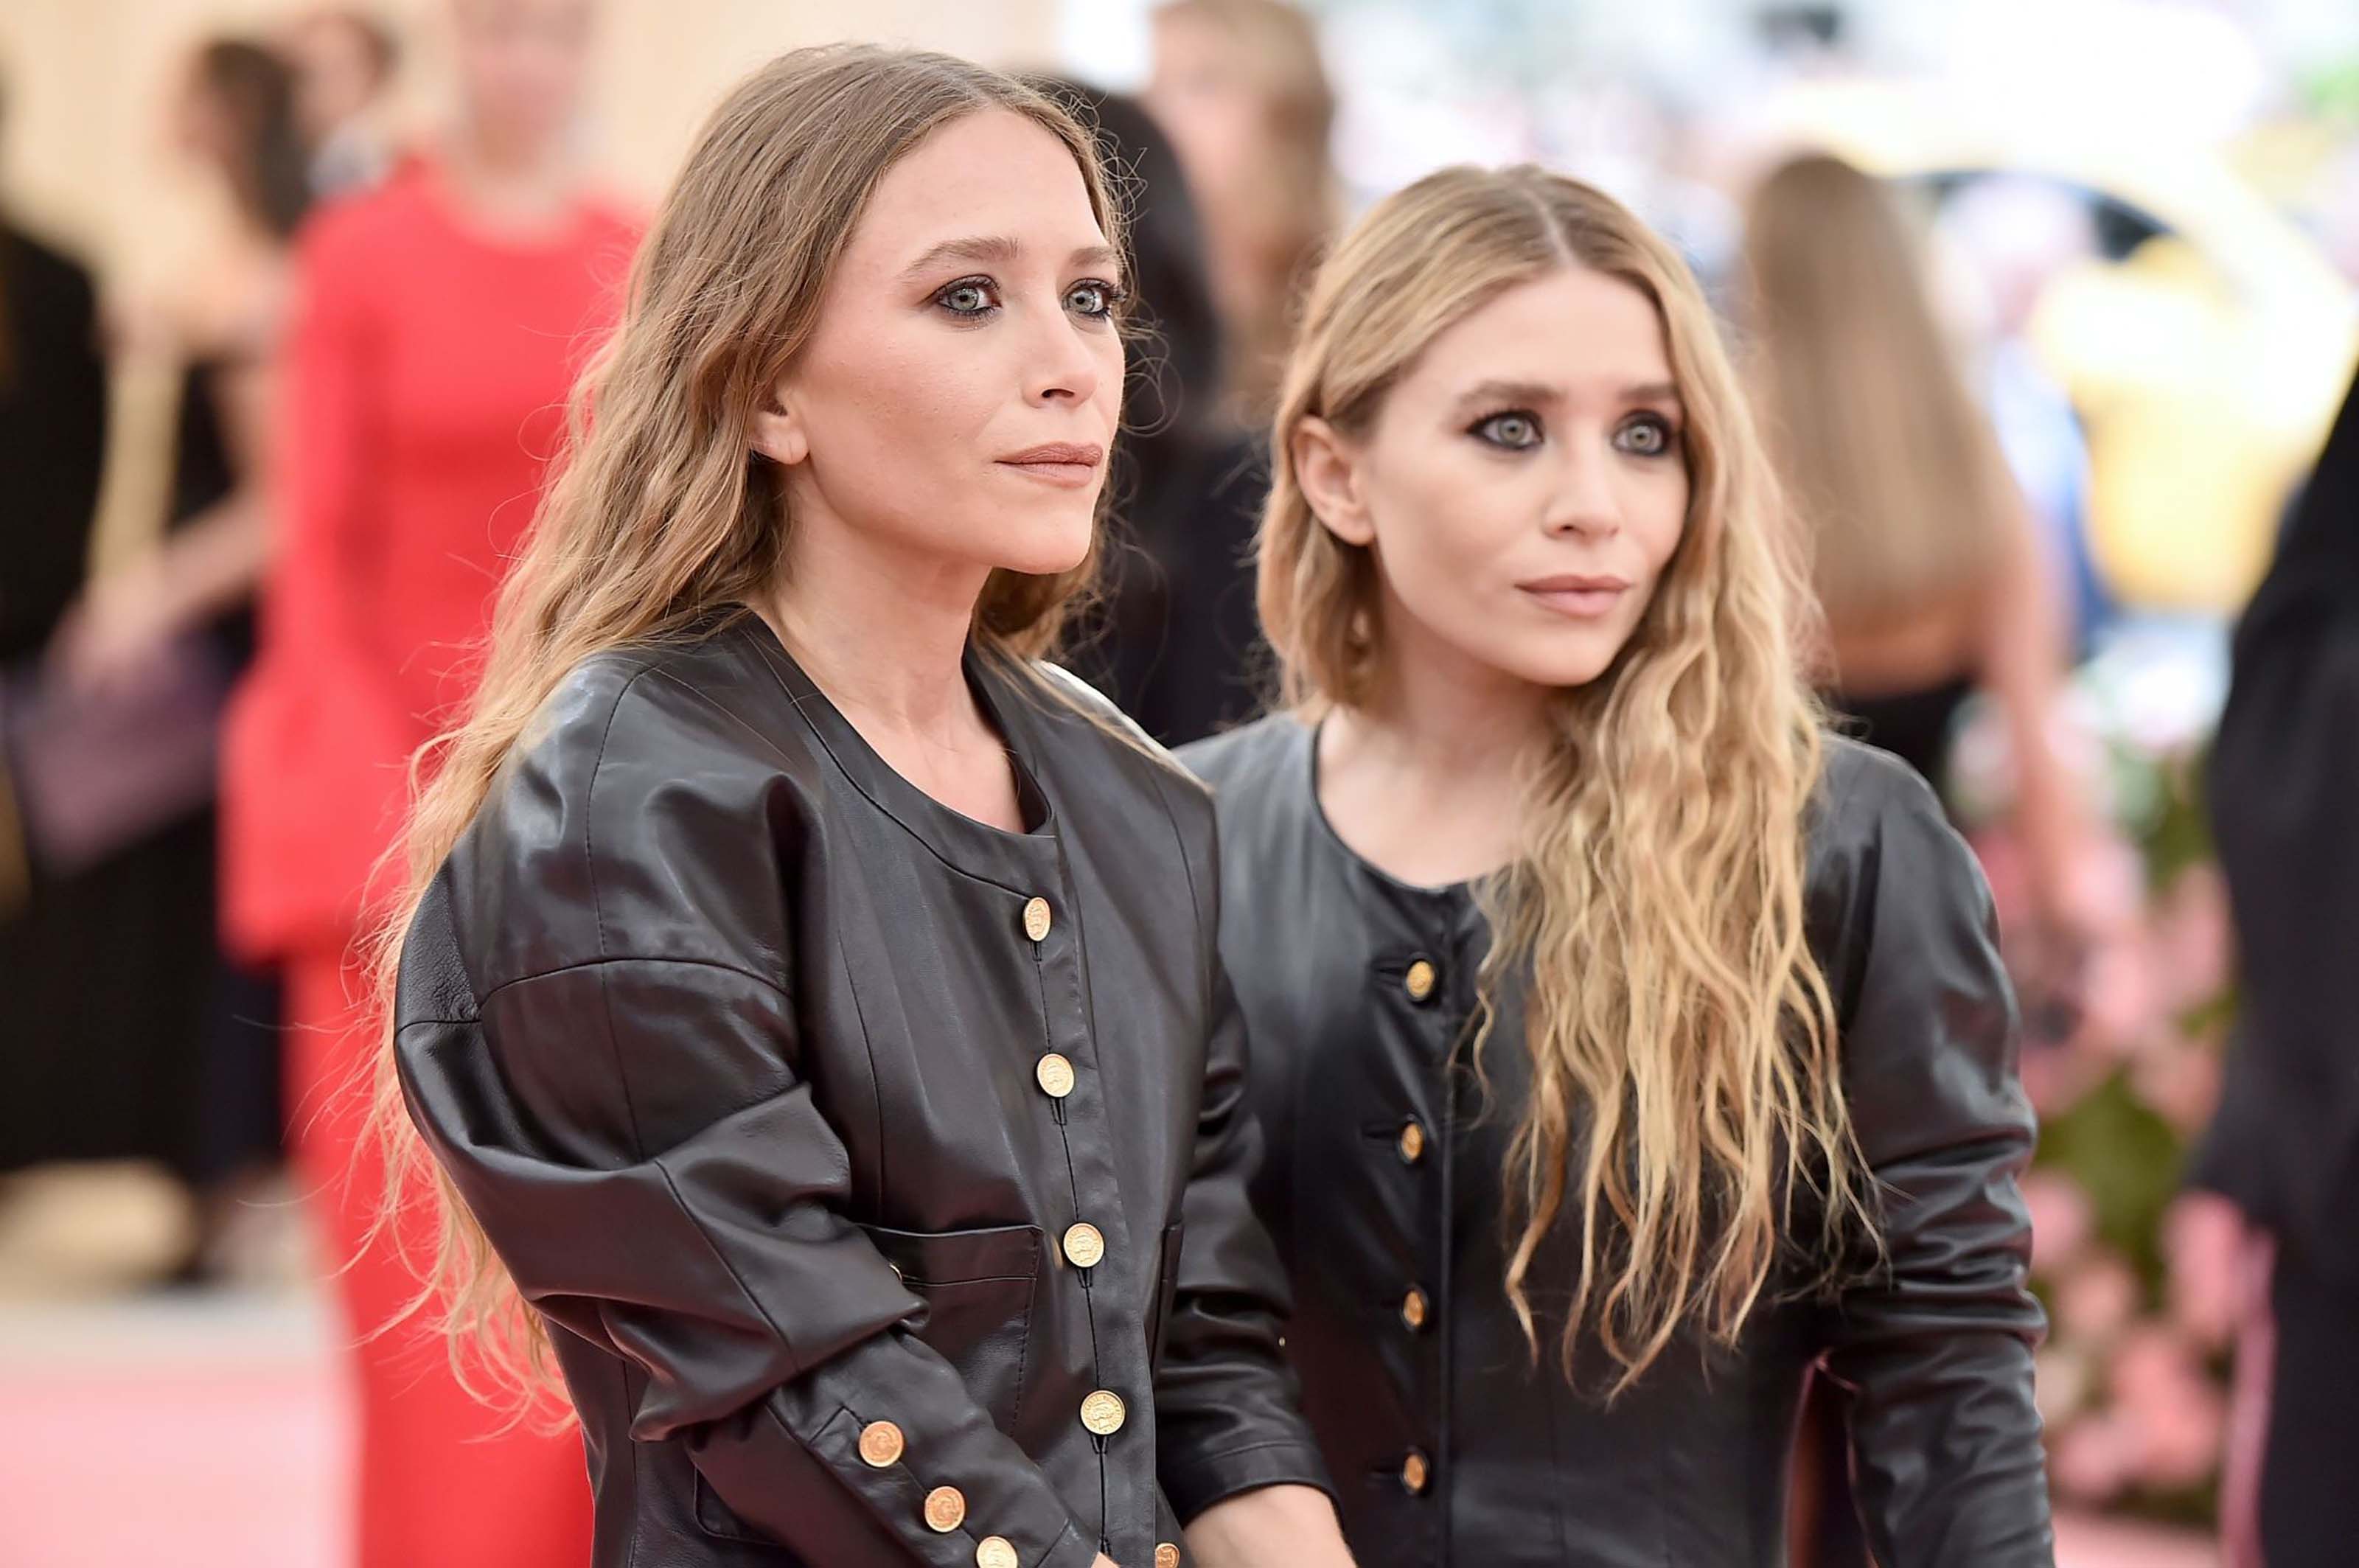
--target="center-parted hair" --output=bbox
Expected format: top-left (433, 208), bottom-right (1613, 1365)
top-left (366, 43), bottom-right (1125, 1401)
top-left (1261, 165), bottom-right (1872, 1392)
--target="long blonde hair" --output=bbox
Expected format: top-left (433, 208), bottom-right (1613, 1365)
top-left (1741, 153), bottom-right (2017, 636)
top-left (1261, 165), bottom-right (1869, 1393)
top-left (364, 43), bottom-right (1123, 1400)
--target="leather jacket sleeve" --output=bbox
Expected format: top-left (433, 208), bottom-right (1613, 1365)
top-left (1152, 805), bottom-right (1337, 1523)
top-left (394, 669), bottom-right (1100, 1568)
top-left (1815, 751), bottom-right (2054, 1567)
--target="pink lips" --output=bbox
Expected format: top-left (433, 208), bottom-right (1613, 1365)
top-left (1516, 573), bottom-right (1631, 619)
top-left (997, 442), bottom-right (1105, 488)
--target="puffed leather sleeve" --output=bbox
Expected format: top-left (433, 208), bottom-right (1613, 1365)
top-left (1151, 796), bottom-right (1337, 1522)
top-left (394, 661), bottom-right (1098, 1568)
top-left (1813, 748), bottom-right (2054, 1567)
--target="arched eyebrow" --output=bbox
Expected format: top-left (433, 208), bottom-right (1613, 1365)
top-left (1449, 377), bottom-right (1684, 414)
top-left (901, 235), bottom-right (1123, 280)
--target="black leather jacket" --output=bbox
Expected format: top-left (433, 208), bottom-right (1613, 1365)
top-left (1182, 717), bottom-right (2053, 1568)
top-left (394, 615), bottom-right (1332, 1568)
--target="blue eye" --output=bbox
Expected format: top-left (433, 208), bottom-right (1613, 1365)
top-left (935, 278), bottom-right (997, 318)
top-left (1066, 279), bottom-right (1126, 320)
top-left (1617, 414), bottom-right (1679, 457)
top-left (1471, 411), bottom-right (1543, 450)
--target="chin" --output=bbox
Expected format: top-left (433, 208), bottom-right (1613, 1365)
top-left (1488, 631), bottom-right (1632, 692)
top-left (984, 505), bottom-right (1098, 578)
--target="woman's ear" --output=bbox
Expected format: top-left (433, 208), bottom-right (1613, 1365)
top-left (749, 377), bottom-right (809, 467)
top-left (1291, 415), bottom-right (1374, 546)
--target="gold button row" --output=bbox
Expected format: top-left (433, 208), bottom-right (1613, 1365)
top-left (859, 1429), bottom-right (1037, 1557)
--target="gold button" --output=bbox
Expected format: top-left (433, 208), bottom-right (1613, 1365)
top-left (1401, 1449), bottom-right (1430, 1494)
top-left (1396, 1119), bottom-right (1426, 1165)
top-left (923, 1485), bottom-right (967, 1533)
top-left (976, 1539), bottom-right (1020, 1568)
top-left (1062, 1222), bottom-right (1106, 1269)
top-left (1035, 1052), bottom-right (1076, 1098)
top-left (857, 1419), bottom-right (905, 1468)
top-left (1080, 1389), bottom-right (1127, 1435)
top-left (1022, 896), bottom-right (1053, 942)
top-left (1155, 1545), bottom-right (1182, 1568)
top-left (1404, 958), bottom-right (1437, 1001)
top-left (1401, 1287), bottom-right (1429, 1331)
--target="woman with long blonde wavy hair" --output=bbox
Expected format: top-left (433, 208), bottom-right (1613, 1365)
top-left (1180, 164), bottom-right (2053, 1565)
top-left (378, 43), bottom-right (1354, 1568)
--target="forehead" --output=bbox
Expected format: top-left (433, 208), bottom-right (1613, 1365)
top-left (846, 110), bottom-right (1107, 267)
top-left (1401, 266), bottom-right (1673, 398)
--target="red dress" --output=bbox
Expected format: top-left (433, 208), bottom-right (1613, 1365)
top-left (223, 158), bottom-right (638, 1568)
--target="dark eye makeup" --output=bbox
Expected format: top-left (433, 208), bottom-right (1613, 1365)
top-left (930, 275), bottom-right (1129, 324)
top-left (1463, 408), bottom-right (1682, 456)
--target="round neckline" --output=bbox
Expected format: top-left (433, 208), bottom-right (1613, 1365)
top-left (1300, 714), bottom-right (1489, 904)
top-left (726, 610), bottom-right (1062, 876)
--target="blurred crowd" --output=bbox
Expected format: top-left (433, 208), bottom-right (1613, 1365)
top-left (1, 1), bottom-right (2355, 1564)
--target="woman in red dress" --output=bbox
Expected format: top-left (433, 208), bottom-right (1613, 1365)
top-left (222, 2), bottom-right (637, 1562)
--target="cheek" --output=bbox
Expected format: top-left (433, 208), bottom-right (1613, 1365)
top-left (1630, 467), bottom-right (1691, 577)
top-left (804, 328), bottom-right (997, 471)
top-left (1365, 446), bottom-right (1539, 620)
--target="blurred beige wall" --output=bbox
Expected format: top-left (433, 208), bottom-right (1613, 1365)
top-left (1, 0), bottom-right (1064, 279)
top-left (0, 0), bottom-right (1060, 568)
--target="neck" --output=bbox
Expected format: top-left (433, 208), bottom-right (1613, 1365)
top-left (440, 121), bottom-right (574, 223)
top-left (1347, 601), bottom-right (1554, 787)
top-left (762, 497), bottom-right (993, 741)
top-left (1311, 596), bottom-right (1555, 889)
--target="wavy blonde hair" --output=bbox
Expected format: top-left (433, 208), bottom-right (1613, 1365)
top-left (362, 43), bottom-right (1123, 1402)
top-left (1262, 165), bottom-right (1870, 1393)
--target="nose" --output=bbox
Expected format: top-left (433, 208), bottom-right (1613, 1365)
top-left (1543, 436), bottom-right (1623, 540)
top-left (1021, 299), bottom-right (1105, 409)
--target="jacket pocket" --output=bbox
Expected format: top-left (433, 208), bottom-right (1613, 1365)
top-left (859, 1220), bottom-right (1043, 1433)
top-left (1148, 1221), bottom-right (1185, 1371)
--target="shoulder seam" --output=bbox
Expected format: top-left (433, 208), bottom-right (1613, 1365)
top-left (470, 953), bottom-right (792, 1008)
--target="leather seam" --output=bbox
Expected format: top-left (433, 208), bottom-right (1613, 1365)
top-left (1137, 761), bottom-right (1210, 1011)
top-left (583, 662), bottom-right (663, 965)
top-left (472, 952), bottom-right (790, 1007)
top-left (646, 1151), bottom-right (808, 1379)
top-left (582, 663), bottom-right (667, 1157)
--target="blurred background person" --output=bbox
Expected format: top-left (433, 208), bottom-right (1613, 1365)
top-left (284, 7), bottom-right (402, 198)
top-left (1045, 80), bottom-right (1268, 744)
top-left (220, 0), bottom-right (636, 1561)
top-left (1143, 0), bottom-right (1336, 424)
top-left (0, 65), bottom-right (111, 1097)
top-left (0, 37), bottom-right (302, 1286)
top-left (0, 77), bottom-right (107, 688)
top-left (1741, 150), bottom-right (2105, 1568)
top-left (2184, 364), bottom-right (2359, 1568)
top-left (1742, 152), bottom-right (2101, 943)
